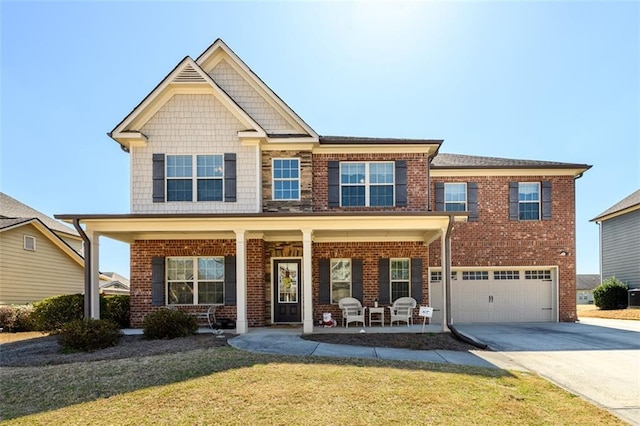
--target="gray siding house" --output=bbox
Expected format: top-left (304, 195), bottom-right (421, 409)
top-left (591, 189), bottom-right (640, 289)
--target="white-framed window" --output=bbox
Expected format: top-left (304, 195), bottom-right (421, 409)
top-left (430, 271), bottom-right (456, 282)
top-left (166, 154), bottom-right (223, 202)
top-left (462, 271), bottom-right (489, 280)
top-left (166, 257), bottom-right (224, 305)
top-left (518, 182), bottom-right (540, 220)
top-left (272, 158), bottom-right (300, 200)
top-left (525, 270), bottom-right (551, 280)
top-left (390, 258), bottom-right (410, 301)
top-left (340, 162), bottom-right (394, 207)
top-left (330, 259), bottom-right (351, 304)
top-left (444, 183), bottom-right (467, 211)
top-left (494, 270), bottom-right (520, 280)
top-left (23, 235), bottom-right (36, 251)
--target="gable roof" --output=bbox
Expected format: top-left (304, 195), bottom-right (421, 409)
top-left (591, 189), bottom-right (640, 222)
top-left (0, 192), bottom-right (79, 237)
top-left (576, 274), bottom-right (600, 290)
top-left (432, 153), bottom-right (590, 169)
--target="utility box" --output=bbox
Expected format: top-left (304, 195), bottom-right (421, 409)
top-left (629, 289), bottom-right (640, 308)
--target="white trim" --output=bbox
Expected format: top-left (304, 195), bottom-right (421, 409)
top-left (518, 182), bottom-right (541, 221)
top-left (23, 234), bottom-right (36, 251)
top-left (390, 258), bottom-right (411, 301)
top-left (340, 161), bottom-right (395, 207)
top-left (271, 157), bottom-right (301, 201)
top-left (165, 256), bottom-right (225, 305)
top-left (165, 154), bottom-right (225, 203)
top-left (431, 168), bottom-right (587, 177)
top-left (329, 258), bottom-right (352, 304)
top-left (444, 182), bottom-right (467, 212)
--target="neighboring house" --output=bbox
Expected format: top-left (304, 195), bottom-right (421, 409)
top-left (0, 192), bottom-right (85, 305)
top-left (576, 274), bottom-right (599, 304)
top-left (591, 189), bottom-right (640, 289)
top-left (57, 39), bottom-right (590, 333)
top-left (99, 272), bottom-right (130, 295)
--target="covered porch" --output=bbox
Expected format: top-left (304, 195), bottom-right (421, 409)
top-left (56, 211), bottom-right (467, 334)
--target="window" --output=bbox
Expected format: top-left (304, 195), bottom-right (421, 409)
top-left (166, 155), bottom-right (223, 202)
top-left (430, 271), bottom-right (442, 282)
top-left (166, 257), bottom-right (224, 305)
top-left (494, 271), bottom-right (520, 280)
top-left (462, 271), bottom-right (489, 280)
top-left (518, 183), bottom-right (540, 220)
top-left (273, 158), bottom-right (300, 200)
top-left (390, 258), bottom-right (410, 301)
top-left (23, 235), bottom-right (36, 251)
top-left (330, 259), bottom-right (351, 303)
top-left (525, 270), bottom-right (551, 280)
top-left (444, 183), bottom-right (467, 211)
top-left (340, 162), bottom-right (394, 207)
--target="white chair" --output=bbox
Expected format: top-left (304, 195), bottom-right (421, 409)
top-left (338, 297), bottom-right (365, 328)
top-left (389, 297), bottom-right (417, 326)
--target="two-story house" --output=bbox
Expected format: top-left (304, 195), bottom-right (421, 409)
top-left (57, 39), bottom-right (590, 333)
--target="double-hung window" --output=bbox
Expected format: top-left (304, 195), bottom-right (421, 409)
top-left (518, 183), bottom-right (540, 220)
top-left (340, 162), bottom-right (394, 207)
top-left (166, 257), bottom-right (224, 305)
top-left (444, 183), bottom-right (467, 211)
top-left (166, 155), bottom-right (223, 202)
top-left (272, 158), bottom-right (300, 200)
top-left (330, 259), bottom-right (351, 304)
top-left (390, 258), bottom-right (410, 301)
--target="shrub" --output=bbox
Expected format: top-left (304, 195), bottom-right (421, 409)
top-left (102, 295), bottom-right (130, 328)
top-left (0, 305), bottom-right (34, 332)
top-left (593, 277), bottom-right (629, 310)
top-left (57, 319), bottom-right (123, 352)
top-left (143, 309), bottom-right (197, 340)
top-left (30, 294), bottom-right (84, 331)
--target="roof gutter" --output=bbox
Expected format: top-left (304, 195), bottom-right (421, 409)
top-left (73, 219), bottom-right (92, 320)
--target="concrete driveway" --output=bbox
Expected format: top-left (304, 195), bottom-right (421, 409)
top-left (456, 319), bottom-right (640, 425)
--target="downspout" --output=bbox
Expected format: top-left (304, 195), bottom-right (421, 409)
top-left (73, 219), bottom-right (92, 320)
top-left (426, 156), bottom-right (432, 211)
top-left (444, 216), bottom-right (488, 349)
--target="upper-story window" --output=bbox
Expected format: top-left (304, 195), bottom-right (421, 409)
top-left (518, 182), bottom-right (540, 220)
top-left (272, 158), bottom-right (300, 200)
top-left (166, 155), bottom-right (223, 202)
top-left (444, 183), bottom-right (467, 211)
top-left (340, 162), bottom-right (394, 207)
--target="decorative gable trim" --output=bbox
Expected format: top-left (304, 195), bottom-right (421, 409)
top-left (196, 39), bottom-right (319, 141)
top-left (110, 56), bottom-right (266, 150)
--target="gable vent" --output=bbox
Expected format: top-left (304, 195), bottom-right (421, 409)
top-left (174, 64), bottom-right (207, 83)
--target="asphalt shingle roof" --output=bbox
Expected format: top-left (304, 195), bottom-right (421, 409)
top-left (592, 189), bottom-right (640, 221)
top-left (0, 192), bottom-right (79, 236)
top-left (432, 153), bottom-right (589, 169)
top-left (577, 274), bottom-right (600, 290)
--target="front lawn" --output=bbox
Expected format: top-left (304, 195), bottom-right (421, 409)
top-left (0, 338), bottom-right (623, 425)
top-left (577, 304), bottom-right (640, 320)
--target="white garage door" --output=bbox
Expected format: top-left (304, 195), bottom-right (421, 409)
top-left (429, 268), bottom-right (555, 324)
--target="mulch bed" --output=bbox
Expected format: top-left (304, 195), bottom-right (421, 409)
top-left (302, 332), bottom-right (480, 352)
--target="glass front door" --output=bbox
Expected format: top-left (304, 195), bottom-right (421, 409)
top-left (273, 259), bottom-right (302, 323)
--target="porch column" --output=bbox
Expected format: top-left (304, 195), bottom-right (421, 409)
top-left (86, 230), bottom-right (101, 319)
top-left (235, 230), bottom-right (248, 334)
top-left (441, 227), bottom-right (450, 332)
top-left (302, 228), bottom-right (314, 334)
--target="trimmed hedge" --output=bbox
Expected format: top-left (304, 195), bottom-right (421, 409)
top-left (593, 277), bottom-right (629, 310)
top-left (143, 309), bottom-right (198, 340)
top-left (57, 319), bottom-right (123, 352)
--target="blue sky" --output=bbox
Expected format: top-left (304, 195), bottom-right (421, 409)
top-left (1, 1), bottom-right (638, 278)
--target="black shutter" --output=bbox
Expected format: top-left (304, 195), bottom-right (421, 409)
top-left (411, 258), bottom-right (423, 303)
top-left (328, 161), bottom-right (340, 207)
top-left (224, 153), bottom-right (237, 202)
top-left (224, 256), bottom-right (236, 305)
top-left (152, 154), bottom-right (165, 203)
top-left (541, 181), bottom-right (552, 220)
top-left (151, 257), bottom-right (165, 306)
top-left (467, 182), bottom-right (478, 222)
top-left (378, 258), bottom-right (390, 304)
top-left (352, 259), bottom-right (364, 302)
top-left (395, 160), bottom-right (407, 207)
top-left (509, 181), bottom-right (519, 220)
top-left (319, 259), bottom-right (331, 304)
top-left (435, 182), bottom-right (444, 211)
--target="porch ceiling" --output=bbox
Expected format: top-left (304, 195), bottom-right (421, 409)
top-left (56, 212), bottom-right (467, 244)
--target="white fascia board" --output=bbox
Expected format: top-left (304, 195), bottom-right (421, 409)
top-left (592, 204), bottom-right (640, 223)
top-left (431, 168), bottom-right (588, 177)
top-left (313, 144), bottom-right (438, 155)
top-left (28, 220), bottom-right (85, 266)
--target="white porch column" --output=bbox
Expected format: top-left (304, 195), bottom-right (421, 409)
top-left (86, 230), bottom-right (101, 319)
top-left (235, 230), bottom-right (248, 334)
top-left (440, 227), bottom-right (450, 332)
top-left (302, 228), bottom-right (314, 334)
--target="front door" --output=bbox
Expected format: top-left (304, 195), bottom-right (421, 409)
top-left (273, 259), bottom-right (302, 323)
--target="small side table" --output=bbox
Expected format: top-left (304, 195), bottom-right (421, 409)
top-left (369, 306), bottom-right (385, 327)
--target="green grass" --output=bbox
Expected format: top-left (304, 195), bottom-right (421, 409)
top-left (0, 346), bottom-right (623, 425)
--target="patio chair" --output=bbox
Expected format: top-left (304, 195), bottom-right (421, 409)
top-left (389, 297), bottom-right (417, 326)
top-left (338, 297), bottom-right (365, 328)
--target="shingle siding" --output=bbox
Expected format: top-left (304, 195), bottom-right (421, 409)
top-left (132, 94), bottom-right (258, 213)
top-left (601, 209), bottom-right (640, 289)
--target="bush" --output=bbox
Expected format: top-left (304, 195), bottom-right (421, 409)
top-left (593, 277), bottom-right (629, 310)
top-left (101, 295), bottom-right (130, 328)
top-left (30, 294), bottom-right (84, 331)
top-left (57, 319), bottom-right (123, 352)
top-left (143, 309), bottom-right (197, 340)
top-left (0, 305), bottom-right (33, 332)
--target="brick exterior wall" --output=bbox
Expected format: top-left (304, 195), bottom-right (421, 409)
top-left (262, 150), bottom-right (313, 212)
top-left (428, 175), bottom-right (578, 322)
top-left (312, 153), bottom-right (429, 212)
